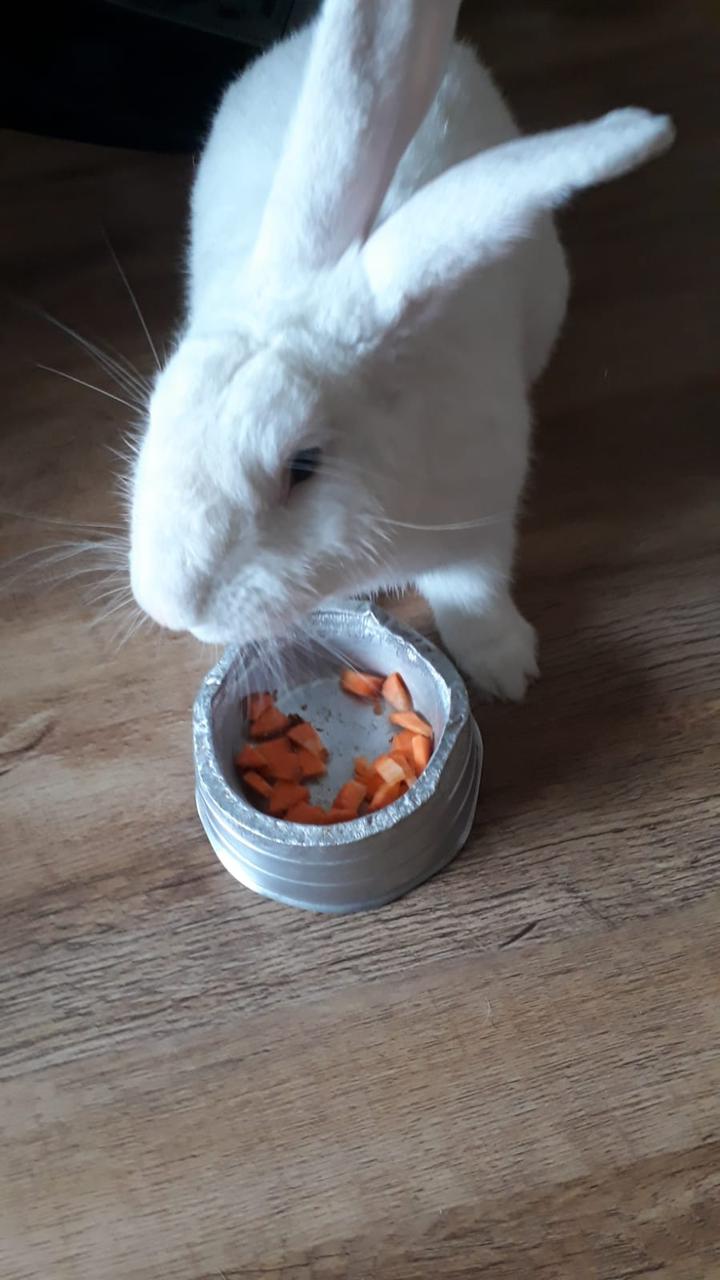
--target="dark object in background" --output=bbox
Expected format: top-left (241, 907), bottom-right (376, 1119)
top-left (0, 0), bottom-right (319, 153)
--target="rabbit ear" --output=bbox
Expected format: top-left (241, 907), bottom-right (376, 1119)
top-left (361, 108), bottom-right (675, 327)
top-left (248, 0), bottom-right (461, 284)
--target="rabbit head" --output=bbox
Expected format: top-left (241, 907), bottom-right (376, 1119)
top-left (129, 0), bottom-right (674, 645)
top-left (129, 304), bottom-right (400, 644)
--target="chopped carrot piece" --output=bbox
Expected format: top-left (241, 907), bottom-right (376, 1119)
top-left (234, 744), bottom-right (268, 772)
top-left (294, 747), bottom-right (327, 781)
top-left (353, 756), bottom-right (373, 782)
top-left (373, 754), bottom-right (407, 787)
top-left (363, 769), bottom-right (384, 799)
top-left (382, 672), bottom-right (413, 712)
top-left (285, 802), bottom-right (328, 824)
top-left (268, 781), bottom-right (309, 816)
top-left (244, 771), bottom-right (273, 800)
top-left (255, 738), bottom-right (302, 782)
top-left (340, 669), bottom-right (384, 700)
top-left (286, 721), bottom-right (326, 757)
top-left (389, 710), bottom-right (433, 738)
top-left (412, 734), bottom-right (432, 773)
top-left (391, 730), bottom-right (415, 756)
top-left (389, 751), bottom-right (417, 786)
top-left (250, 705), bottom-right (291, 739)
top-left (369, 780), bottom-right (404, 812)
top-left (247, 691), bottom-right (273, 721)
top-left (323, 808), bottom-right (357, 824)
top-left (333, 779), bottom-right (366, 815)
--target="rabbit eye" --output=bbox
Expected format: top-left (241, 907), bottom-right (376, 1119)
top-left (288, 447), bottom-right (322, 491)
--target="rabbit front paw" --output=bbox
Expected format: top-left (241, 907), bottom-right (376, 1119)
top-left (457, 612), bottom-right (539, 701)
top-left (427, 586), bottom-right (539, 701)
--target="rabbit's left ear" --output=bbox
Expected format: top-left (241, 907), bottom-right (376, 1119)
top-left (248, 0), bottom-right (461, 286)
top-left (359, 108), bottom-right (675, 329)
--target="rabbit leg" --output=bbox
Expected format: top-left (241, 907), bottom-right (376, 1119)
top-left (419, 566), bottom-right (538, 701)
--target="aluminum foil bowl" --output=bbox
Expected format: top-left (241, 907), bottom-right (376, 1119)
top-left (193, 602), bottom-right (482, 914)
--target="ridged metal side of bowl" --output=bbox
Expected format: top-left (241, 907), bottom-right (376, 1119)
top-left (192, 602), bottom-right (483, 913)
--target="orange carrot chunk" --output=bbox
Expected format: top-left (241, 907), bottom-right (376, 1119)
top-left (285, 801), bottom-right (328, 824)
top-left (373, 754), bottom-right (407, 787)
top-left (250, 705), bottom-right (291, 739)
top-left (332, 779), bottom-right (366, 815)
top-left (268, 781), bottom-right (309, 816)
top-left (362, 768), bottom-right (384, 799)
top-left (353, 756), bottom-right (373, 781)
top-left (340, 669), bottom-right (384, 700)
top-left (323, 807), bottom-right (357, 824)
top-left (247, 691), bottom-right (273, 722)
top-left (412, 734), bottom-right (432, 773)
top-left (391, 730), bottom-right (415, 756)
top-left (294, 747), bottom-right (327, 781)
top-left (255, 738), bottom-right (302, 782)
top-left (244, 771), bottom-right (273, 800)
top-left (286, 721), bottom-right (326, 757)
top-left (234, 744), bottom-right (268, 772)
top-left (389, 710), bottom-right (433, 739)
top-left (382, 672), bottom-right (413, 712)
top-left (389, 751), bottom-right (417, 786)
top-left (369, 780), bottom-right (404, 812)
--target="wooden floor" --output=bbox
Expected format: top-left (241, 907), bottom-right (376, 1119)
top-left (1, 3), bottom-right (719, 1277)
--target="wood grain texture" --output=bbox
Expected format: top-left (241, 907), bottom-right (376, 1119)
top-left (1, 2), bottom-right (719, 1277)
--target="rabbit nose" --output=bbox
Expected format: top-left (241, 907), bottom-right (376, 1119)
top-left (142, 600), bottom-right (196, 632)
top-left (130, 567), bottom-right (205, 633)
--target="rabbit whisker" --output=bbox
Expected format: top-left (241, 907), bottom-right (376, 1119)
top-left (36, 363), bottom-right (137, 411)
top-left (103, 227), bottom-right (161, 371)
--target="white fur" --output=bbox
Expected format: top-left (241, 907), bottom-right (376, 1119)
top-left (129, 0), bottom-right (674, 697)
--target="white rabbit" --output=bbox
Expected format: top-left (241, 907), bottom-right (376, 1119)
top-left (129, 0), bottom-right (673, 698)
